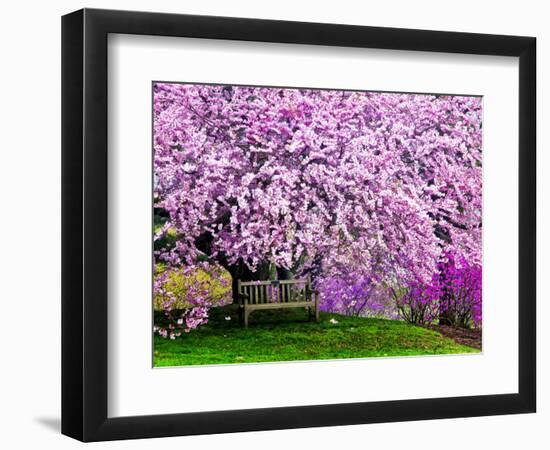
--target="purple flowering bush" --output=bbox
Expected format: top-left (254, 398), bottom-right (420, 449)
top-left (389, 252), bottom-right (482, 328)
top-left (317, 275), bottom-right (398, 318)
top-left (437, 253), bottom-right (482, 328)
top-left (392, 276), bottom-right (442, 325)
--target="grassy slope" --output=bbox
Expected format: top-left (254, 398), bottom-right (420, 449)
top-left (154, 304), bottom-right (479, 367)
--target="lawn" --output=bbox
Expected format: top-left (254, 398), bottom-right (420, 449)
top-left (154, 304), bottom-right (479, 367)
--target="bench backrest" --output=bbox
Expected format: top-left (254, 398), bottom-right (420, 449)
top-left (238, 278), bottom-right (312, 305)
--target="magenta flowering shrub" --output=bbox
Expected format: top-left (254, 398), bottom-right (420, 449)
top-left (392, 275), bottom-right (442, 325)
top-left (438, 253), bottom-right (482, 328)
top-left (153, 262), bottom-right (231, 339)
top-left (391, 252), bottom-right (482, 327)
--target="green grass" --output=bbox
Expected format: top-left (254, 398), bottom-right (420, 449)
top-left (154, 304), bottom-right (479, 367)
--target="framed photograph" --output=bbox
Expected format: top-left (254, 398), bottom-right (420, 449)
top-left (62, 8), bottom-right (536, 442)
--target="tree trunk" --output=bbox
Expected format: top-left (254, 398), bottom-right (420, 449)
top-left (194, 231), bottom-right (271, 304)
top-left (439, 302), bottom-right (452, 325)
top-left (276, 266), bottom-right (292, 280)
top-left (438, 273), bottom-right (452, 326)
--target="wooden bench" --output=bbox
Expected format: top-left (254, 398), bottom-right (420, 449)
top-left (237, 278), bottom-right (320, 328)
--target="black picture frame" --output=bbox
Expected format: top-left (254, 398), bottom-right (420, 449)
top-left (61, 8), bottom-right (536, 442)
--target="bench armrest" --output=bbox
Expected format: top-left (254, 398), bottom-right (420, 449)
top-left (306, 288), bottom-right (319, 297)
top-left (239, 292), bottom-right (249, 304)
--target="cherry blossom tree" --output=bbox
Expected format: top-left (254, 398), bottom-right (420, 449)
top-left (153, 82), bottom-right (482, 304)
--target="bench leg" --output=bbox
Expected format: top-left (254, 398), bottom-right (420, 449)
top-left (315, 296), bottom-right (320, 322)
top-left (244, 309), bottom-right (250, 328)
top-left (238, 304), bottom-right (244, 323)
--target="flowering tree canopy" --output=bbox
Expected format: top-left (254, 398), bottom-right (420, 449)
top-left (153, 83), bottom-right (482, 302)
